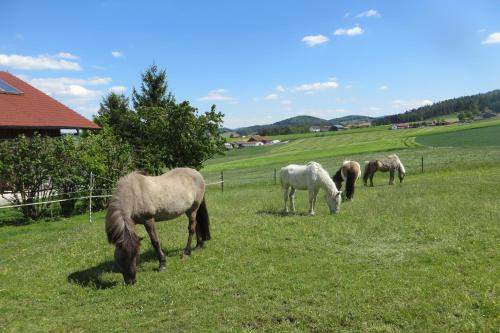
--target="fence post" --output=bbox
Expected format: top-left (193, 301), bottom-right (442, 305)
top-left (274, 168), bottom-right (277, 185)
top-left (220, 170), bottom-right (224, 193)
top-left (421, 156), bottom-right (424, 173)
top-left (89, 171), bottom-right (93, 223)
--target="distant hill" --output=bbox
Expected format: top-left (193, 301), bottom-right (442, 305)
top-left (273, 115), bottom-right (329, 127)
top-left (234, 115), bottom-right (374, 135)
top-left (329, 115), bottom-right (374, 124)
top-left (373, 90), bottom-right (500, 125)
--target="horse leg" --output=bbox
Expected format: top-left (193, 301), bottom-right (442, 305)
top-left (289, 187), bottom-right (296, 212)
top-left (389, 170), bottom-right (395, 185)
top-left (369, 172), bottom-right (374, 187)
top-left (195, 225), bottom-right (204, 250)
top-left (182, 211), bottom-right (197, 259)
top-left (144, 219), bottom-right (166, 272)
top-left (283, 185), bottom-right (289, 213)
top-left (308, 189), bottom-right (317, 215)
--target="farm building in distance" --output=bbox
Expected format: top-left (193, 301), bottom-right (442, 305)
top-left (229, 135), bottom-right (281, 148)
top-left (0, 71), bottom-right (100, 139)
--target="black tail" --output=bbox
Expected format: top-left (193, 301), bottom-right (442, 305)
top-left (196, 198), bottom-right (211, 241)
top-left (345, 169), bottom-right (356, 200)
top-left (332, 168), bottom-right (343, 190)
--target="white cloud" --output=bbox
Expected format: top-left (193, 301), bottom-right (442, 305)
top-left (29, 77), bottom-right (110, 101)
top-left (334, 26), bottom-right (364, 36)
top-left (280, 100), bottom-right (291, 105)
top-left (276, 85), bottom-right (285, 92)
top-left (0, 53), bottom-right (81, 71)
top-left (392, 99), bottom-right (433, 109)
top-left (199, 88), bottom-right (234, 101)
top-left (264, 93), bottom-right (280, 100)
top-left (356, 9), bottom-right (380, 18)
top-left (55, 52), bottom-right (79, 60)
top-left (482, 32), bottom-right (500, 44)
top-left (294, 79), bottom-right (339, 93)
top-left (111, 51), bottom-right (124, 58)
top-left (109, 86), bottom-right (127, 94)
top-left (379, 85), bottom-right (389, 90)
top-left (301, 34), bottom-right (329, 46)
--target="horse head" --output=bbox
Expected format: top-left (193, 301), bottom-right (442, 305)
top-left (114, 236), bottom-right (142, 285)
top-left (326, 190), bottom-right (342, 214)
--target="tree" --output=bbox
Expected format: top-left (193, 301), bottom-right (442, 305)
top-left (132, 64), bottom-right (173, 109)
top-left (130, 64), bottom-right (225, 173)
top-left (0, 135), bottom-right (57, 219)
top-left (94, 92), bottom-right (138, 143)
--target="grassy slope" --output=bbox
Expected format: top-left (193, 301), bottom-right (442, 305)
top-left (416, 124), bottom-right (500, 147)
top-left (0, 119), bottom-right (499, 332)
top-left (209, 119), bottom-right (500, 173)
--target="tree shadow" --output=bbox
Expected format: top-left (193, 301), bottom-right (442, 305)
top-left (67, 247), bottom-right (185, 289)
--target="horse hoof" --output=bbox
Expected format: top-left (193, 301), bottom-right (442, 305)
top-left (195, 243), bottom-right (205, 250)
top-left (157, 266), bottom-right (166, 272)
top-left (181, 251), bottom-right (191, 260)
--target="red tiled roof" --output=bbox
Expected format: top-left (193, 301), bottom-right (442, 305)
top-left (0, 71), bottom-right (100, 129)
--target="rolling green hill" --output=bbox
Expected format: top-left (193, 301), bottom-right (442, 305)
top-left (374, 89), bottom-right (500, 125)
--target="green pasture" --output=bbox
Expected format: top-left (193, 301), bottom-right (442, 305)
top-left (417, 124), bottom-right (500, 148)
top-left (0, 119), bottom-right (499, 332)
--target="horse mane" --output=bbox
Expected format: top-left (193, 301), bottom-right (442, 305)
top-left (309, 162), bottom-right (339, 195)
top-left (105, 172), bottom-right (142, 256)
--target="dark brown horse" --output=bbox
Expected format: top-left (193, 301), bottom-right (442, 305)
top-left (363, 154), bottom-right (406, 186)
top-left (105, 168), bottom-right (210, 284)
top-left (332, 160), bottom-right (361, 201)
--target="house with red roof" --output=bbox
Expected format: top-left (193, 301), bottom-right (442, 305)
top-left (0, 71), bottom-right (100, 139)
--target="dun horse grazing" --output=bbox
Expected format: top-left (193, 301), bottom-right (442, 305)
top-left (332, 160), bottom-right (361, 201)
top-left (363, 154), bottom-right (406, 187)
top-left (105, 168), bottom-right (211, 285)
top-left (280, 161), bottom-right (342, 215)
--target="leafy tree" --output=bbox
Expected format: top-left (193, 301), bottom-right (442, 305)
top-left (52, 136), bottom-right (87, 217)
top-left (94, 92), bottom-right (139, 143)
top-left (80, 128), bottom-right (134, 210)
top-left (130, 64), bottom-right (225, 173)
top-left (0, 135), bottom-right (57, 219)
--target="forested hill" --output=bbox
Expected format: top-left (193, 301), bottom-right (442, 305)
top-left (235, 115), bottom-right (372, 135)
top-left (373, 90), bottom-right (500, 125)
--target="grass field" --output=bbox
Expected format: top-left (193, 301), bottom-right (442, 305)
top-left (0, 120), bottom-right (499, 332)
top-left (416, 124), bottom-right (500, 148)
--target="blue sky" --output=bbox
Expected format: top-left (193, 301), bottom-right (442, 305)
top-left (1, 1), bottom-right (499, 128)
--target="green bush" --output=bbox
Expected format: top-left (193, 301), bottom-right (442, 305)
top-left (0, 130), bottom-right (133, 220)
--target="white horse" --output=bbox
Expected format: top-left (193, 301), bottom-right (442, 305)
top-left (280, 161), bottom-right (342, 215)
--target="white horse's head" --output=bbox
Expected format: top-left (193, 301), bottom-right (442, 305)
top-left (326, 190), bottom-right (342, 214)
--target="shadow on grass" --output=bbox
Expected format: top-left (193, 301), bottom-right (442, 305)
top-left (256, 209), bottom-right (311, 217)
top-left (68, 248), bottom-right (185, 289)
top-left (68, 260), bottom-right (118, 289)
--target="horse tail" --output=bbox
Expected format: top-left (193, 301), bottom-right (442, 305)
top-left (105, 206), bottom-right (140, 256)
top-left (196, 198), bottom-right (211, 241)
top-left (345, 169), bottom-right (356, 200)
top-left (332, 168), bottom-right (343, 190)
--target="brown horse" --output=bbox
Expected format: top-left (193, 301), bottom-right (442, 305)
top-left (105, 168), bottom-right (210, 284)
top-left (363, 154), bottom-right (406, 186)
top-left (332, 160), bottom-right (361, 201)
